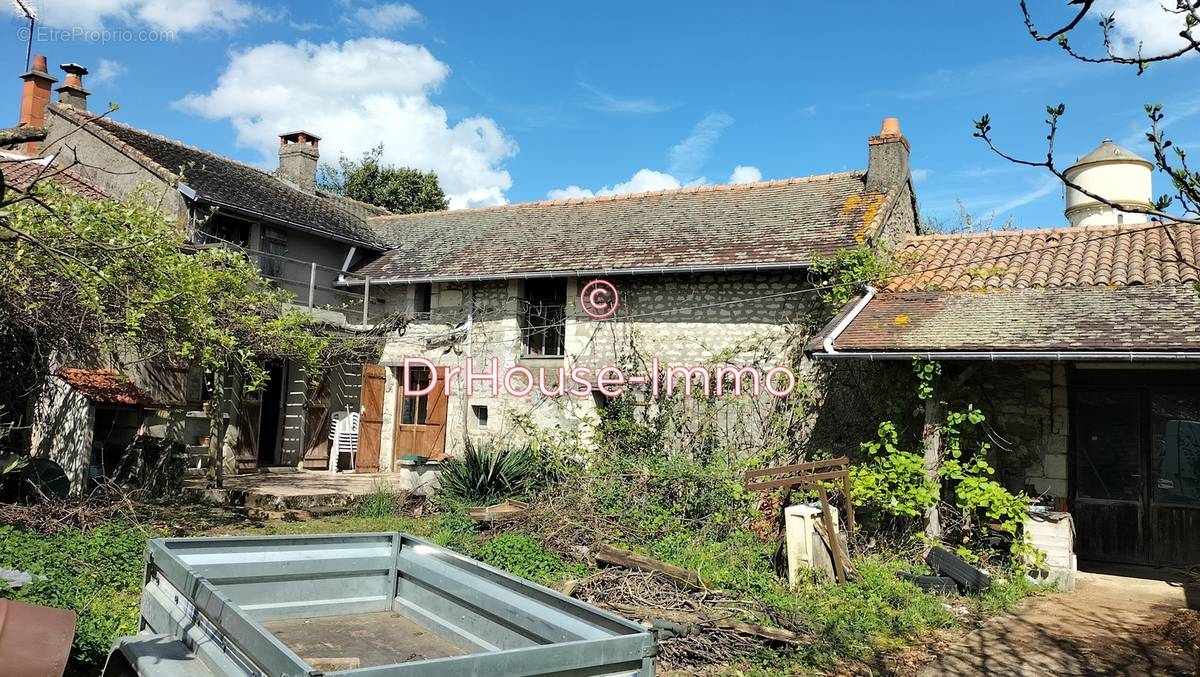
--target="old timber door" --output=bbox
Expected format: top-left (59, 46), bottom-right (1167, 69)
top-left (392, 365), bottom-right (449, 467)
top-left (1072, 370), bottom-right (1200, 566)
top-left (356, 364), bottom-right (386, 472)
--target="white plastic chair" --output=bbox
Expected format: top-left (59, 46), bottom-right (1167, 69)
top-left (329, 411), bottom-right (360, 472)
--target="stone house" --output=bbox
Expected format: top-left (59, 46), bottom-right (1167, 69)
top-left (340, 120), bottom-right (919, 477)
top-left (809, 141), bottom-right (1200, 567)
top-left (10, 56), bottom-right (387, 490)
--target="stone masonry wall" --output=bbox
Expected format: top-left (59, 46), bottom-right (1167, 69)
top-left (977, 362), bottom-right (1070, 500)
top-left (372, 271), bottom-right (816, 468)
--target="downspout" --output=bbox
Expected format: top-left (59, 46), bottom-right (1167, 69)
top-left (462, 283), bottom-right (475, 447)
top-left (822, 285), bottom-right (877, 356)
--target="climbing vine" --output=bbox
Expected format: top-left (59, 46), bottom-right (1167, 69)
top-left (851, 360), bottom-right (1037, 560)
top-left (807, 246), bottom-right (898, 311)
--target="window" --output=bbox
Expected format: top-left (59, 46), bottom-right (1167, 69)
top-left (472, 404), bottom-right (489, 429)
top-left (261, 227), bottom-right (288, 279)
top-left (400, 366), bottom-right (430, 425)
top-left (196, 214), bottom-right (250, 247)
top-left (414, 282), bottom-right (432, 318)
top-left (522, 278), bottom-right (566, 356)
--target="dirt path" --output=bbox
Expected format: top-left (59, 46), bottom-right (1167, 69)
top-left (920, 572), bottom-right (1195, 676)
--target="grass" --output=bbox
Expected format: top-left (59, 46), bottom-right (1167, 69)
top-left (0, 494), bottom-right (1050, 677)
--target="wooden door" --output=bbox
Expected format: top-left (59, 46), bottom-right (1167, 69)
top-left (1072, 389), bottom-right (1145, 563)
top-left (356, 364), bottom-right (386, 472)
top-left (233, 395), bottom-right (261, 473)
top-left (392, 366), bottom-right (449, 468)
top-left (1148, 391), bottom-right (1200, 566)
top-left (1072, 372), bottom-right (1200, 566)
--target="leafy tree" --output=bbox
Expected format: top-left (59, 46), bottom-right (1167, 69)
top-left (318, 144), bottom-right (449, 214)
top-left (0, 176), bottom-right (373, 487)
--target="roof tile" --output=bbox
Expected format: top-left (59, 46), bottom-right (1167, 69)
top-left (52, 105), bottom-right (386, 247)
top-left (355, 172), bottom-right (890, 280)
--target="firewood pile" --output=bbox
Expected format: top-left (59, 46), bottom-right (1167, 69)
top-left (559, 544), bottom-right (809, 672)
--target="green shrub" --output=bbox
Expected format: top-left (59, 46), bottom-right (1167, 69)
top-left (427, 509), bottom-right (481, 551)
top-left (772, 557), bottom-right (956, 666)
top-left (438, 441), bottom-right (539, 505)
top-left (0, 523), bottom-right (152, 675)
top-left (469, 533), bottom-right (588, 586)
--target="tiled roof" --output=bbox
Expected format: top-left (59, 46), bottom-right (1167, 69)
top-left (1, 155), bottom-right (110, 200)
top-left (831, 287), bottom-right (1200, 352)
top-left (887, 222), bottom-right (1200, 292)
top-left (51, 105), bottom-right (385, 248)
top-left (817, 221), bottom-right (1200, 355)
top-left (59, 368), bottom-right (144, 405)
top-left (354, 172), bottom-right (891, 281)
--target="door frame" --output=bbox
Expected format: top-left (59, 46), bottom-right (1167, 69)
top-left (391, 365), bottom-right (449, 470)
top-left (1069, 366), bottom-right (1200, 566)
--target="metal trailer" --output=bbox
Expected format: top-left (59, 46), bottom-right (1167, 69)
top-left (101, 533), bottom-right (656, 677)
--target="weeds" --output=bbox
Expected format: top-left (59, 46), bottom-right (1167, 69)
top-left (0, 523), bottom-right (151, 675)
top-left (469, 533), bottom-right (589, 587)
top-left (352, 485), bottom-right (406, 518)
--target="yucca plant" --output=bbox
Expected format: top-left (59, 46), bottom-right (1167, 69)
top-left (439, 441), bottom-right (539, 505)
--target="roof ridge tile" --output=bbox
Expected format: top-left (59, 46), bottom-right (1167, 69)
top-left (366, 170), bottom-right (869, 222)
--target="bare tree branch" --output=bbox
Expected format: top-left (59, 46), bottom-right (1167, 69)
top-left (1020, 0), bottom-right (1200, 73)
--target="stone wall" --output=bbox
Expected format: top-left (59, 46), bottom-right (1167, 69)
top-left (974, 362), bottom-right (1070, 500)
top-left (372, 271), bottom-right (817, 468)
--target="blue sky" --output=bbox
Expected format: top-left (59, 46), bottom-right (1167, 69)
top-left (3, 0), bottom-right (1197, 227)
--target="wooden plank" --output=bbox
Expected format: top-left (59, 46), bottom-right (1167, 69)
top-left (817, 486), bottom-right (846, 584)
top-left (744, 457), bottom-right (849, 480)
top-left (746, 469), bottom-right (849, 492)
top-left (594, 544), bottom-right (705, 590)
top-left (842, 472), bottom-right (856, 534)
top-left (420, 366), bottom-right (450, 460)
top-left (605, 604), bottom-right (806, 644)
top-left (355, 364), bottom-right (385, 472)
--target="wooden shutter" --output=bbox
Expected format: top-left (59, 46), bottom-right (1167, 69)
top-left (356, 364), bottom-right (386, 472)
top-left (421, 367), bottom-right (450, 460)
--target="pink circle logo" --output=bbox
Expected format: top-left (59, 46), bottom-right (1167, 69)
top-left (580, 279), bottom-right (619, 319)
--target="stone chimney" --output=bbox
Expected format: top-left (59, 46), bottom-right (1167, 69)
top-left (17, 54), bottom-right (57, 154)
top-left (55, 63), bottom-right (90, 111)
top-left (865, 117), bottom-right (911, 193)
top-left (277, 131), bottom-right (320, 192)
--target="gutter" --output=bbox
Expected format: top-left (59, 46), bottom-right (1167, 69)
top-left (813, 350), bottom-right (1200, 362)
top-left (821, 285), bottom-right (877, 356)
top-left (337, 261), bottom-right (812, 286)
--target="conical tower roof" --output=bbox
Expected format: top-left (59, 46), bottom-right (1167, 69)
top-left (1071, 139), bottom-right (1152, 168)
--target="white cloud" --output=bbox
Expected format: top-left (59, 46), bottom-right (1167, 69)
top-left (728, 165), bottom-right (762, 184)
top-left (92, 58), bottom-right (126, 84)
top-left (911, 168), bottom-right (931, 183)
top-left (992, 175), bottom-right (1061, 214)
top-left (353, 3), bottom-right (421, 31)
top-left (13, 0), bottom-right (257, 32)
top-left (1090, 0), bottom-right (1198, 58)
top-left (547, 169), bottom-right (684, 199)
top-left (549, 163), bottom-right (769, 199)
top-left (668, 112), bottom-right (734, 177)
top-left (176, 38), bottom-right (517, 208)
top-left (577, 82), bottom-right (674, 114)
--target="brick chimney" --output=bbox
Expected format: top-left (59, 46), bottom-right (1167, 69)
top-left (17, 54), bottom-right (57, 154)
top-left (55, 63), bottom-right (90, 111)
top-left (277, 131), bottom-right (320, 192)
top-left (865, 117), bottom-right (911, 193)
